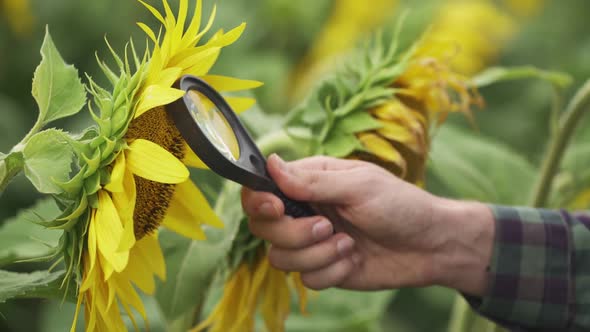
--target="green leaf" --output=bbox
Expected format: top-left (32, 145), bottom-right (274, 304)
top-left (23, 129), bottom-right (76, 194)
top-left (0, 198), bottom-right (62, 267)
top-left (472, 66), bottom-right (573, 89)
top-left (155, 181), bottom-right (243, 323)
top-left (31, 27), bottom-right (86, 128)
top-left (0, 269), bottom-right (67, 303)
top-left (323, 132), bottom-right (362, 158)
top-left (0, 151), bottom-right (24, 193)
top-left (334, 111), bottom-right (382, 134)
top-left (428, 125), bottom-right (537, 205)
top-left (286, 289), bottom-right (395, 332)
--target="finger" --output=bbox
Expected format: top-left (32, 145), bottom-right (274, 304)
top-left (286, 156), bottom-right (365, 171)
top-left (267, 154), bottom-right (360, 203)
top-left (268, 233), bottom-right (355, 272)
top-left (300, 257), bottom-right (356, 290)
top-left (241, 187), bottom-right (284, 220)
top-left (248, 215), bottom-right (333, 249)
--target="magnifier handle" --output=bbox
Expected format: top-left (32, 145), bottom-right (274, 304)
top-left (272, 189), bottom-right (316, 218)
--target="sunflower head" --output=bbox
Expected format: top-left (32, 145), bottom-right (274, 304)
top-left (38, 0), bottom-right (262, 331)
top-left (286, 26), bottom-right (482, 185)
top-left (423, 0), bottom-right (516, 75)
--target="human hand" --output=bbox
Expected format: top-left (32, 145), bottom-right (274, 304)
top-left (242, 155), bottom-right (495, 294)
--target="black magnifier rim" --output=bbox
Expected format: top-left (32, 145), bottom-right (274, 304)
top-left (167, 75), bottom-right (276, 192)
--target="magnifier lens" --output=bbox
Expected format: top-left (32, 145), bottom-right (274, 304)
top-left (186, 90), bottom-right (240, 162)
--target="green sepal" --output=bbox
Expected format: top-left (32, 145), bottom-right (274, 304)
top-left (84, 171), bottom-right (102, 196)
top-left (323, 132), bottom-right (363, 158)
top-left (99, 137), bottom-right (118, 163)
top-left (31, 27), bottom-right (86, 128)
top-left (50, 194), bottom-right (88, 231)
top-left (23, 129), bottom-right (76, 195)
top-left (54, 165), bottom-right (87, 198)
top-left (333, 111), bottom-right (382, 134)
top-left (472, 66), bottom-right (573, 89)
top-left (82, 148), bottom-right (102, 178)
top-left (100, 142), bottom-right (124, 168)
top-left (88, 193), bottom-right (99, 209)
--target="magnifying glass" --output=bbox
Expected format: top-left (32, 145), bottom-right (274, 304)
top-left (167, 75), bottom-right (315, 218)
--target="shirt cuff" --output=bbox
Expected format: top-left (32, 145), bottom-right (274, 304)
top-left (467, 205), bottom-right (573, 329)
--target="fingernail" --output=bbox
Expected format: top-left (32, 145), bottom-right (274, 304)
top-left (337, 237), bottom-right (355, 256)
top-left (258, 202), bottom-right (277, 217)
top-left (312, 219), bottom-right (332, 241)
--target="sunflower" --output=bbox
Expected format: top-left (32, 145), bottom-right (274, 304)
top-left (193, 243), bottom-right (307, 332)
top-left (351, 42), bottom-right (483, 184)
top-left (69, 1), bottom-right (262, 330)
top-left (502, 0), bottom-right (546, 17)
top-left (422, 0), bottom-right (516, 75)
top-left (1, 0), bottom-right (34, 36)
top-left (291, 0), bottom-right (399, 101)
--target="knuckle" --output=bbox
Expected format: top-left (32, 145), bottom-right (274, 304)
top-left (301, 274), bottom-right (324, 291)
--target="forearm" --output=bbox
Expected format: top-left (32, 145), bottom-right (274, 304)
top-left (430, 198), bottom-right (496, 296)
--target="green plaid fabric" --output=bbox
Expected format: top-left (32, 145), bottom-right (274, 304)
top-left (467, 205), bottom-right (590, 331)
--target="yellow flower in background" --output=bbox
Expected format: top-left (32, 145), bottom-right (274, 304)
top-left (422, 0), bottom-right (516, 75)
top-left (502, 0), bottom-right (545, 17)
top-left (193, 247), bottom-right (307, 332)
top-left (1, 0), bottom-right (34, 36)
top-left (71, 1), bottom-right (262, 331)
top-left (350, 40), bottom-right (483, 184)
top-left (290, 0), bottom-right (399, 100)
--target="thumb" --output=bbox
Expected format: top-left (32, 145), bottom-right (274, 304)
top-left (267, 155), bottom-right (358, 204)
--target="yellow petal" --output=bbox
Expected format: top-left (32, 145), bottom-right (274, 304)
top-left (136, 233), bottom-right (166, 281)
top-left (208, 23), bottom-right (246, 48)
top-left (111, 276), bottom-right (148, 323)
top-left (126, 139), bottom-right (189, 184)
top-left (178, 47), bottom-right (220, 74)
top-left (87, 210), bottom-right (98, 272)
top-left (135, 85), bottom-right (185, 119)
top-left (163, 180), bottom-right (224, 236)
top-left (120, 235), bottom-right (166, 294)
top-left (183, 141), bottom-right (208, 169)
top-left (69, 292), bottom-right (84, 332)
top-left (377, 122), bottom-right (417, 144)
top-left (358, 133), bottom-right (406, 167)
top-left (183, 48), bottom-right (221, 77)
top-left (156, 67), bottom-right (183, 91)
top-left (203, 75), bottom-right (263, 92)
top-left (171, 0), bottom-right (189, 51)
top-left (138, 0), bottom-right (165, 24)
top-left (112, 169), bottom-right (137, 252)
top-left (105, 153), bottom-right (126, 193)
top-left (225, 97), bottom-right (256, 114)
top-left (95, 191), bottom-right (128, 274)
top-left (181, 0), bottom-right (203, 48)
top-left (137, 22), bottom-right (157, 43)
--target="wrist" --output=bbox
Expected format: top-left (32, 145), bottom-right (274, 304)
top-left (429, 198), bottom-right (496, 296)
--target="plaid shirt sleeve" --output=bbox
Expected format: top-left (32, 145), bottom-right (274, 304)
top-left (466, 205), bottom-right (590, 331)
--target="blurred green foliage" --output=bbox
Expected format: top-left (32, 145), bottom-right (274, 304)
top-left (1, 0), bottom-right (590, 331)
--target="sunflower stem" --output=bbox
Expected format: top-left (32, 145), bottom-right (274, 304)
top-left (529, 78), bottom-right (590, 207)
top-left (256, 128), bottom-right (307, 159)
